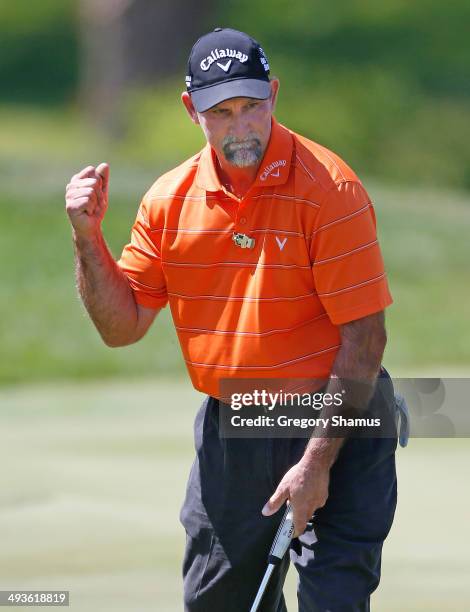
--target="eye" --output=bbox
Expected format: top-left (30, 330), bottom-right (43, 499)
top-left (212, 107), bottom-right (229, 116)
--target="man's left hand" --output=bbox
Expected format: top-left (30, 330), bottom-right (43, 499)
top-left (261, 459), bottom-right (330, 537)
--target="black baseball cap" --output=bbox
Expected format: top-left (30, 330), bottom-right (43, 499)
top-left (185, 27), bottom-right (271, 112)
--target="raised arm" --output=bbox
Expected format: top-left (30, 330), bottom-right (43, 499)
top-left (65, 164), bottom-right (159, 347)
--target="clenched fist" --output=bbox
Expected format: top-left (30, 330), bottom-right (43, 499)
top-left (65, 163), bottom-right (109, 239)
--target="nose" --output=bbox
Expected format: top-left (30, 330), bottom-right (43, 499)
top-left (229, 111), bottom-right (251, 140)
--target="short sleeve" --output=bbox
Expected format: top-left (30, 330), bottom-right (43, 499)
top-left (117, 197), bottom-right (168, 309)
top-left (310, 181), bottom-right (392, 325)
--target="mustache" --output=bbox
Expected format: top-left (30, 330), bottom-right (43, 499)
top-left (221, 132), bottom-right (264, 167)
top-left (222, 134), bottom-right (262, 150)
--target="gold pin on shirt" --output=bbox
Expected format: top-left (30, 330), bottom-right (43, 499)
top-left (232, 232), bottom-right (255, 249)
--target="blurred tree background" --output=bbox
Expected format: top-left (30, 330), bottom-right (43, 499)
top-left (2, 0), bottom-right (469, 187)
top-left (1, 0), bottom-right (469, 384)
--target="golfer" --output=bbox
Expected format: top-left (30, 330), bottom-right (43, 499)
top-left (65, 28), bottom-right (399, 611)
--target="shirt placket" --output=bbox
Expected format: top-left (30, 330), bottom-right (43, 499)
top-left (235, 187), bottom-right (261, 239)
top-left (214, 185), bottom-right (258, 250)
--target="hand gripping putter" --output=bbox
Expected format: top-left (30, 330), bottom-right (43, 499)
top-left (249, 504), bottom-right (295, 612)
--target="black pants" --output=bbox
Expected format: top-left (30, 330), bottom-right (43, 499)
top-left (180, 374), bottom-right (398, 611)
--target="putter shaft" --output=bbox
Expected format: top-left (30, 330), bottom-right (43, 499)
top-left (250, 505), bottom-right (294, 612)
top-left (250, 563), bottom-right (275, 612)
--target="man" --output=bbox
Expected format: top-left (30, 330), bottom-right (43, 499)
top-left (65, 27), bottom-right (398, 611)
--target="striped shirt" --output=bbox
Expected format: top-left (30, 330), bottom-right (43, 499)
top-left (117, 118), bottom-right (393, 398)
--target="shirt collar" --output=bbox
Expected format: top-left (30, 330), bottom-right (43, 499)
top-left (253, 117), bottom-right (294, 187)
top-left (195, 117), bottom-right (294, 192)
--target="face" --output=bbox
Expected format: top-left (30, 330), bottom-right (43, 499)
top-left (182, 80), bottom-right (279, 169)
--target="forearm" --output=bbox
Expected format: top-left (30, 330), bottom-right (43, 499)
top-left (302, 313), bottom-right (386, 469)
top-left (73, 230), bottom-right (139, 346)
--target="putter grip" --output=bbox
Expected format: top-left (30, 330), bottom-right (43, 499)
top-left (268, 505), bottom-right (294, 563)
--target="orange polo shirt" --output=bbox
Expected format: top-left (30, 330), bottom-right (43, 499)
top-left (117, 118), bottom-right (392, 398)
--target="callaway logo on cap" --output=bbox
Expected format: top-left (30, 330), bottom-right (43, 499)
top-left (185, 27), bottom-right (271, 112)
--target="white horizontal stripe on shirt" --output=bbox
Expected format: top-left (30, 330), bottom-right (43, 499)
top-left (163, 260), bottom-right (311, 269)
top-left (168, 291), bottom-right (317, 302)
top-left (318, 273), bottom-right (386, 298)
top-left (186, 344), bottom-right (341, 370)
top-left (313, 203), bottom-right (370, 235)
top-left (312, 240), bottom-right (378, 266)
top-left (175, 314), bottom-right (328, 337)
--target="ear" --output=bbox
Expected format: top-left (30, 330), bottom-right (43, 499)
top-left (181, 92), bottom-right (200, 125)
top-left (269, 78), bottom-right (280, 113)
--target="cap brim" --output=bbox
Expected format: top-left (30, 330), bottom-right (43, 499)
top-left (190, 79), bottom-right (271, 112)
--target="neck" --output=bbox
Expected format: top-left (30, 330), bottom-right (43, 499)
top-left (216, 156), bottom-right (259, 200)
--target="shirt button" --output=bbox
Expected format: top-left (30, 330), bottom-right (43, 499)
top-left (239, 217), bottom-right (247, 225)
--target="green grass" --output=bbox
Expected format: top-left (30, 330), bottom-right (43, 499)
top-left (0, 189), bottom-right (184, 384)
top-left (0, 380), bottom-right (469, 611)
top-left (1, 178), bottom-right (469, 384)
top-left (368, 181), bottom-right (470, 371)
